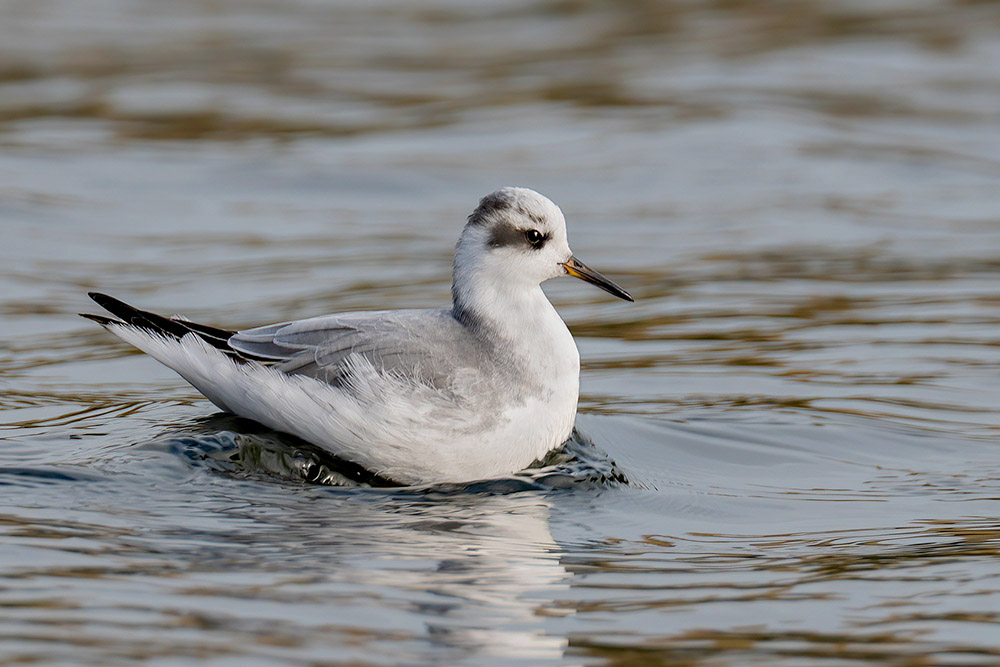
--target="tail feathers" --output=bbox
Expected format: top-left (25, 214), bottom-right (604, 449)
top-left (81, 292), bottom-right (270, 363)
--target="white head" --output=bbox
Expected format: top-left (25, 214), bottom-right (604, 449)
top-left (452, 187), bottom-right (632, 323)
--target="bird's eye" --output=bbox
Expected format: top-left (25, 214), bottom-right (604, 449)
top-left (525, 229), bottom-right (544, 247)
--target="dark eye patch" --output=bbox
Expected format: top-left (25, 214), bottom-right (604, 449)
top-left (487, 223), bottom-right (549, 250)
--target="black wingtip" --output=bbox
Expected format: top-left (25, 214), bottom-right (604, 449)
top-left (88, 292), bottom-right (120, 311)
top-left (83, 292), bottom-right (248, 358)
top-left (79, 312), bottom-right (118, 326)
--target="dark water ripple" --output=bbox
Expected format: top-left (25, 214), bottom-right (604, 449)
top-left (150, 415), bottom-right (628, 493)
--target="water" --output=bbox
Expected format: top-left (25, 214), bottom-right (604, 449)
top-left (3, 0), bottom-right (1000, 663)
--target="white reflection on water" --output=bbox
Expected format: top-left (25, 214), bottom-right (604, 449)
top-left (355, 495), bottom-right (569, 661)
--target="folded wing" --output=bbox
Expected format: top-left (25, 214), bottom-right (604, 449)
top-left (229, 309), bottom-right (487, 389)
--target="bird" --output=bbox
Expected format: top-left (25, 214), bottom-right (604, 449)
top-left (82, 187), bottom-right (633, 485)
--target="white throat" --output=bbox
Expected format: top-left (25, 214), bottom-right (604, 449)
top-left (452, 255), bottom-right (580, 387)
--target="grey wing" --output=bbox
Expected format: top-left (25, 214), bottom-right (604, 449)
top-left (228, 310), bottom-right (484, 388)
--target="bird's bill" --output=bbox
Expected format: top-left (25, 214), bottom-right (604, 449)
top-left (561, 256), bottom-right (634, 302)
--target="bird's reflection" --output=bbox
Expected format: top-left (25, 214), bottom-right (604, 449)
top-left (139, 415), bottom-right (593, 661)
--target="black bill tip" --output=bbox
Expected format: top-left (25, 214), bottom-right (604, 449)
top-left (561, 256), bottom-right (634, 302)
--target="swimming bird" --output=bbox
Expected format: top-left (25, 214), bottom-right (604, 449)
top-left (82, 187), bottom-right (633, 485)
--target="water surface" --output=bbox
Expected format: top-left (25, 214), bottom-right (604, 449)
top-left (3, 1), bottom-right (1000, 664)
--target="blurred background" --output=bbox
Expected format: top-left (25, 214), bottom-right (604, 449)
top-left (3, 1), bottom-right (1000, 664)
